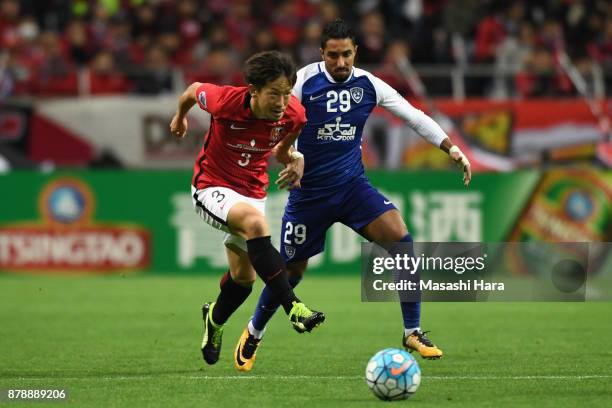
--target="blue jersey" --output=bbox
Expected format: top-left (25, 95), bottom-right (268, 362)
top-left (278, 62), bottom-right (449, 262)
top-left (292, 62), bottom-right (447, 193)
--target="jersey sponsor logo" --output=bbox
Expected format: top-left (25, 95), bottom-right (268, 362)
top-left (198, 91), bottom-right (207, 108)
top-left (309, 93), bottom-right (325, 101)
top-left (230, 123), bottom-right (247, 130)
top-left (285, 245), bottom-right (296, 259)
top-left (316, 116), bottom-right (356, 141)
top-left (226, 139), bottom-right (267, 152)
top-left (349, 87), bottom-right (364, 103)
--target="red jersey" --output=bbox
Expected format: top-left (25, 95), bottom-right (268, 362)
top-left (192, 83), bottom-right (306, 199)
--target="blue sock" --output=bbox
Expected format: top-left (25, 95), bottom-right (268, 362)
top-left (252, 276), bottom-right (302, 331)
top-left (396, 234), bottom-right (421, 329)
top-left (401, 299), bottom-right (421, 330)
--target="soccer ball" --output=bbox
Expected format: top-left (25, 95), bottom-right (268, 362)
top-left (365, 348), bottom-right (421, 401)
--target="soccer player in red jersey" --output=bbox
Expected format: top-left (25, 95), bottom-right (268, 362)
top-left (169, 51), bottom-right (325, 367)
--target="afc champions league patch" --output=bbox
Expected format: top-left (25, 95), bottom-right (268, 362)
top-left (285, 245), bottom-right (296, 259)
top-left (198, 91), bottom-right (207, 108)
top-left (350, 87), bottom-right (364, 103)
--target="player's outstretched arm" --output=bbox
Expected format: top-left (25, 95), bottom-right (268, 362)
top-left (371, 75), bottom-right (472, 186)
top-left (440, 138), bottom-right (471, 187)
top-left (274, 128), bottom-right (305, 190)
top-left (170, 82), bottom-right (202, 139)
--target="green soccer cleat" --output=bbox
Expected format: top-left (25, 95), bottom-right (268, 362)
top-left (288, 301), bottom-right (325, 333)
top-left (201, 302), bottom-right (224, 365)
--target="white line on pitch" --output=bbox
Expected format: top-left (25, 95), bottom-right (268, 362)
top-left (6, 374), bottom-right (612, 381)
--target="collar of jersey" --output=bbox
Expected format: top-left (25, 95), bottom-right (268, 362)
top-left (319, 61), bottom-right (354, 84)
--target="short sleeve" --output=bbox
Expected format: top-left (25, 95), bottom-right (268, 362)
top-left (194, 83), bottom-right (223, 115)
top-left (292, 67), bottom-right (307, 102)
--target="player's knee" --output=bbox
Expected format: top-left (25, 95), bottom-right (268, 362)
top-left (231, 267), bottom-right (256, 287)
top-left (385, 219), bottom-right (409, 241)
top-left (391, 226), bottom-right (409, 241)
top-left (242, 213), bottom-right (269, 238)
top-left (233, 275), bottom-right (256, 287)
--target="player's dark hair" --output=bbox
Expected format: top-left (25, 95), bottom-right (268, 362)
top-left (244, 51), bottom-right (297, 89)
top-left (320, 18), bottom-right (356, 49)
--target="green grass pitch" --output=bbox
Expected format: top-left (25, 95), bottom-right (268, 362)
top-left (1, 274), bottom-right (611, 407)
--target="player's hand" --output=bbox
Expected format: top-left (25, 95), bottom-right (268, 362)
top-left (449, 146), bottom-right (471, 187)
top-left (170, 114), bottom-right (188, 139)
top-left (276, 154), bottom-right (304, 190)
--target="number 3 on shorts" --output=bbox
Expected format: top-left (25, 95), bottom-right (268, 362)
top-left (210, 190), bottom-right (225, 203)
top-left (283, 222), bottom-right (306, 245)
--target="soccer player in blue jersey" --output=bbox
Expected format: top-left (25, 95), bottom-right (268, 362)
top-left (233, 19), bottom-right (472, 371)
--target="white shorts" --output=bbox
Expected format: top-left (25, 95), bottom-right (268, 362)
top-left (191, 186), bottom-right (266, 252)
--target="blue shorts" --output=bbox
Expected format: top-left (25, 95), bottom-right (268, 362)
top-left (280, 176), bottom-right (397, 262)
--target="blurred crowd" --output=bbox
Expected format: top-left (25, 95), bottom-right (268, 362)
top-left (0, 0), bottom-right (610, 99)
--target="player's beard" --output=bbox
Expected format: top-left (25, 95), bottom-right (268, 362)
top-left (332, 68), bottom-right (350, 82)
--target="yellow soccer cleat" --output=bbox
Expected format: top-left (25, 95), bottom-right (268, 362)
top-left (234, 327), bottom-right (261, 372)
top-left (403, 330), bottom-right (443, 360)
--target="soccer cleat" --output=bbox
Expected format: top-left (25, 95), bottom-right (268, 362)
top-left (403, 330), bottom-right (443, 360)
top-left (201, 302), bottom-right (224, 365)
top-left (234, 326), bottom-right (261, 372)
top-left (288, 301), bottom-right (325, 333)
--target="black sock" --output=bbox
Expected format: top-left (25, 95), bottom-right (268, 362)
top-left (246, 236), bottom-right (299, 314)
top-left (211, 271), bottom-right (252, 325)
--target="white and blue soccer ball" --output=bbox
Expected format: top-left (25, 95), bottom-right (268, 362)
top-left (365, 348), bottom-right (421, 401)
